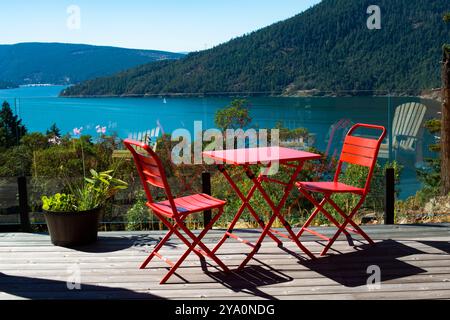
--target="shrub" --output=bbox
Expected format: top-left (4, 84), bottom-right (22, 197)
top-left (125, 192), bottom-right (151, 231)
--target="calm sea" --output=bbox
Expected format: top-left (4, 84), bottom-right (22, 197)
top-left (0, 85), bottom-right (441, 199)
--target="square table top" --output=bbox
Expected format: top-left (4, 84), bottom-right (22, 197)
top-left (202, 146), bottom-right (321, 165)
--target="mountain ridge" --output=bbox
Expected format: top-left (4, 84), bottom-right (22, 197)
top-left (0, 42), bottom-right (184, 86)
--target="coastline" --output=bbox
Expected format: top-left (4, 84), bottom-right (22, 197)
top-left (0, 82), bottom-right (18, 90)
top-left (19, 83), bottom-right (59, 87)
top-left (4, 83), bottom-right (441, 102)
top-left (58, 89), bottom-right (443, 100)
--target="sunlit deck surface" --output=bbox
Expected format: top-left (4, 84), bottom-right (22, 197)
top-left (1, 224), bottom-right (450, 300)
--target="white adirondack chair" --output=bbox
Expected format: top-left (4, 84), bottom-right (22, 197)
top-left (128, 127), bottom-right (161, 150)
top-left (379, 102), bottom-right (427, 159)
top-left (113, 127), bottom-right (161, 158)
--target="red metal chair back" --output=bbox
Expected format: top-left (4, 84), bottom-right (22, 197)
top-left (124, 139), bottom-right (178, 216)
top-left (334, 124), bottom-right (387, 194)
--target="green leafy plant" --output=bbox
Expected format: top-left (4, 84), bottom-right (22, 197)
top-left (42, 169), bottom-right (128, 212)
top-left (42, 193), bottom-right (77, 212)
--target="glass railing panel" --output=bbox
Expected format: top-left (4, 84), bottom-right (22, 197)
top-left (1, 88), bottom-right (445, 231)
top-left (0, 177), bottom-right (20, 227)
top-left (389, 94), bottom-right (444, 223)
top-left (0, 94), bottom-right (24, 229)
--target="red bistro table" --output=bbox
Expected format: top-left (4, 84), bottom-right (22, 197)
top-left (203, 146), bottom-right (322, 269)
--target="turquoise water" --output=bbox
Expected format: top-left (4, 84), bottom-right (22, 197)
top-left (0, 86), bottom-right (441, 199)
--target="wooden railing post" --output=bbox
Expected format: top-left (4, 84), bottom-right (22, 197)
top-left (384, 168), bottom-right (395, 225)
top-left (202, 171), bottom-right (212, 227)
top-left (18, 176), bottom-right (31, 232)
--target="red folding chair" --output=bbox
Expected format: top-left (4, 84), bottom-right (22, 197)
top-left (296, 124), bottom-right (386, 256)
top-left (124, 139), bottom-right (230, 284)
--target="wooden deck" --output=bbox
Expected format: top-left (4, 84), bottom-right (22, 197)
top-left (1, 224), bottom-right (450, 300)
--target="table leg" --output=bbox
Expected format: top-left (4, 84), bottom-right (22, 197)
top-left (238, 163), bottom-right (315, 269)
top-left (212, 165), bottom-right (282, 255)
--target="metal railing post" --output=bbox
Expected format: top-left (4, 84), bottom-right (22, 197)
top-left (18, 176), bottom-right (31, 232)
top-left (202, 171), bottom-right (212, 227)
top-left (384, 168), bottom-right (395, 225)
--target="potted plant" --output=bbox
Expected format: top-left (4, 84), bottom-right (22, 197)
top-left (42, 169), bottom-right (128, 247)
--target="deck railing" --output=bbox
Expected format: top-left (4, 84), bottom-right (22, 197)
top-left (0, 91), bottom-right (443, 231)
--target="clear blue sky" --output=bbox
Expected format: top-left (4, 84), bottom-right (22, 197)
top-left (0, 0), bottom-right (321, 52)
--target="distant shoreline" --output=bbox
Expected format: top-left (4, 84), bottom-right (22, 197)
top-left (0, 82), bottom-right (19, 90)
top-left (19, 84), bottom-right (61, 87)
top-left (2, 84), bottom-right (442, 102)
top-left (0, 83), bottom-right (67, 89)
top-left (58, 89), bottom-right (442, 101)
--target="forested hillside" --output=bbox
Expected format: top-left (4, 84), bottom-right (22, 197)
top-left (62, 0), bottom-right (450, 96)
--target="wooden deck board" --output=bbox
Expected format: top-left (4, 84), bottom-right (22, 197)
top-left (1, 224), bottom-right (449, 300)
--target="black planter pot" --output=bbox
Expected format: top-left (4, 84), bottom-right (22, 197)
top-left (43, 207), bottom-right (103, 247)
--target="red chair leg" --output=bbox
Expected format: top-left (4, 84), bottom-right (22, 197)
top-left (325, 196), bottom-right (375, 245)
top-left (152, 212), bottom-right (207, 261)
top-left (297, 198), bottom-right (326, 238)
top-left (297, 188), bottom-right (375, 256)
top-left (140, 228), bottom-right (175, 269)
top-left (160, 209), bottom-right (226, 284)
top-left (182, 208), bottom-right (230, 273)
top-left (141, 212), bottom-right (210, 275)
top-left (320, 198), bottom-right (367, 256)
top-left (297, 189), bottom-right (350, 238)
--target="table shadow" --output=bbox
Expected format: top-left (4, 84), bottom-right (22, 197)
top-left (206, 260), bottom-right (293, 300)
top-left (301, 239), bottom-right (428, 287)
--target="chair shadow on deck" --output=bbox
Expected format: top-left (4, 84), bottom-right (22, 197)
top-left (0, 273), bottom-right (164, 300)
top-left (301, 239), bottom-right (428, 287)
top-left (205, 259), bottom-right (293, 300)
top-left (67, 234), bottom-right (164, 253)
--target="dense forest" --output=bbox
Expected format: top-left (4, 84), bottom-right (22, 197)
top-left (62, 0), bottom-right (450, 97)
top-left (0, 43), bottom-right (184, 85)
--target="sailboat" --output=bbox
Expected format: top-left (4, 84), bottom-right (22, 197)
top-left (163, 98), bottom-right (167, 104)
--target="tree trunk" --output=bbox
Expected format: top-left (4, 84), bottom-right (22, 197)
top-left (441, 49), bottom-right (450, 195)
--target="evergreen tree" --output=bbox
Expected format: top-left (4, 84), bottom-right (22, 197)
top-left (46, 123), bottom-right (61, 138)
top-left (214, 99), bottom-right (252, 130)
top-left (0, 101), bottom-right (27, 149)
